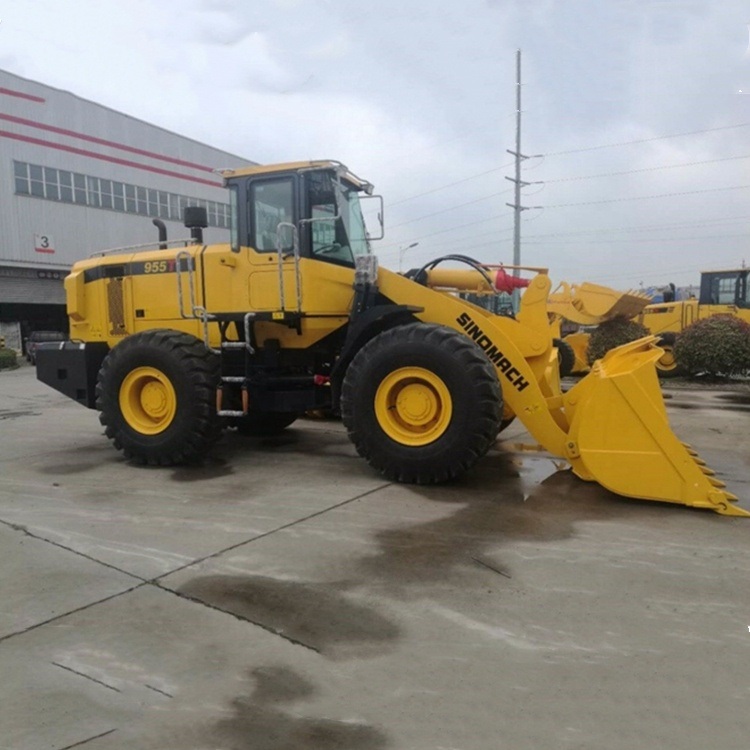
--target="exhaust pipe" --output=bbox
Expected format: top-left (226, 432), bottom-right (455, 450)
top-left (152, 219), bottom-right (168, 250)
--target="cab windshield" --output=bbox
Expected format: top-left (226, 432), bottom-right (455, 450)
top-left (309, 171), bottom-right (371, 266)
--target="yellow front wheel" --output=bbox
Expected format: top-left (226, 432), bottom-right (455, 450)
top-left (375, 367), bottom-right (452, 446)
top-left (341, 323), bottom-right (503, 484)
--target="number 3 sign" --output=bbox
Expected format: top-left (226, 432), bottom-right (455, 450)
top-left (34, 234), bottom-right (55, 254)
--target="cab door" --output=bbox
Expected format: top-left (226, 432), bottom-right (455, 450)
top-left (246, 171), bottom-right (356, 316)
top-left (246, 174), bottom-right (301, 311)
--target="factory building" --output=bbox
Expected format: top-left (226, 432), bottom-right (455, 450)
top-left (0, 69), bottom-right (253, 352)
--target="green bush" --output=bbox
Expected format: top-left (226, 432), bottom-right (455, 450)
top-left (587, 317), bottom-right (650, 365)
top-left (0, 348), bottom-right (18, 370)
top-left (673, 315), bottom-right (750, 377)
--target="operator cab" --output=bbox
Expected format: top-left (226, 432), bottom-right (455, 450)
top-left (699, 269), bottom-right (749, 308)
top-left (221, 160), bottom-right (382, 269)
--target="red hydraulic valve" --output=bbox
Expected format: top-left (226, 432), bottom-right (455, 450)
top-left (494, 268), bottom-right (530, 294)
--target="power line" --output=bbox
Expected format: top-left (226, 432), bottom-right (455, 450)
top-left (388, 188), bottom-right (514, 229)
top-left (544, 184), bottom-right (750, 208)
top-left (386, 161), bottom-right (516, 207)
top-left (541, 153), bottom-right (750, 183)
top-left (377, 231), bottom-right (517, 261)
top-left (524, 231), bottom-right (749, 245)
top-left (377, 215), bottom-right (516, 251)
top-left (377, 213), bottom-right (750, 256)
top-left (523, 214), bottom-right (750, 239)
top-left (384, 124), bottom-right (750, 214)
top-left (580, 264), bottom-right (733, 286)
top-left (539, 122), bottom-right (750, 157)
top-left (378, 206), bottom-right (750, 259)
top-left (388, 155), bottom-right (749, 237)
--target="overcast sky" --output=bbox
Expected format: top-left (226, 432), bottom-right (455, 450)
top-left (2, 0), bottom-right (749, 288)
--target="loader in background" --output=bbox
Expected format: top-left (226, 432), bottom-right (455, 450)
top-left (547, 282), bottom-right (653, 375)
top-left (549, 271), bottom-right (750, 378)
top-left (635, 268), bottom-right (750, 376)
top-left (35, 160), bottom-right (747, 517)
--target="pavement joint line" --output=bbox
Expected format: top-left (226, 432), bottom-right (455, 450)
top-left (0, 517), bottom-right (148, 583)
top-left (0, 483), bottom-right (390, 646)
top-left (152, 481), bottom-right (393, 582)
top-left (471, 555), bottom-right (513, 579)
top-left (0, 583), bottom-right (146, 644)
top-left (150, 581), bottom-right (321, 654)
top-left (144, 683), bottom-right (173, 698)
top-left (51, 661), bottom-right (122, 693)
top-left (54, 728), bottom-right (118, 750)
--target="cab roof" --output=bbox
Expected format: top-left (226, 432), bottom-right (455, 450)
top-left (218, 160), bottom-right (374, 194)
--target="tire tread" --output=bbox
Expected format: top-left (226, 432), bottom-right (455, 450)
top-left (96, 329), bottom-right (221, 465)
top-left (341, 323), bottom-right (502, 484)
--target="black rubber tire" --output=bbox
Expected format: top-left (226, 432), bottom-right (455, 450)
top-left (553, 338), bottom-right (575, 378)
top-left (340, 323), bottom-right (503, 484)
top-left (655, 332), bottom-right (685, 378)
top-left (235, 411), bottom-right (299, 436)
top-left (96, 329), bottom-right (221, 465)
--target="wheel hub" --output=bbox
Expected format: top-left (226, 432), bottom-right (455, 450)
top-left (375, 367), bottom-right (452, 446)
top-left (140, 381), bottom-right (169, 418)
top-left (119, 366), bottom-right (177, 435)
top-left (394, 382), bottom-right (439, 425)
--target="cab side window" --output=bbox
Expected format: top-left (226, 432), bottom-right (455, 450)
top-left (251, 178), bottom-right (294, 252)
top-left (710, 275), bottom-right (739, 305)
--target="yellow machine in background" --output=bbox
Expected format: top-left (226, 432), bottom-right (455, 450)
top-left (547, 281), bottom-right (652, 375)
top-left (35, 160), bottom-right (747, 516)
top-left (548, 272), bottom-right (750, 377)
top-left (635, 269), bottom-right (750, 376)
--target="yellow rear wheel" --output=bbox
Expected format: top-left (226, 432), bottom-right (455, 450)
top-left (97, 329), bottom-right (221, 465)
top-left (374, 367), bottom-right (452, 446)
top-left (119, 366), bottom-right (177, 435)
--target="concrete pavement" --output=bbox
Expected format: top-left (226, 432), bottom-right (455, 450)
top-left (1, 364), bottom-right (749, 749)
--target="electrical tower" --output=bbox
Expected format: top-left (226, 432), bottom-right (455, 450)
top-left (505, 48), bottom-right (532, 311)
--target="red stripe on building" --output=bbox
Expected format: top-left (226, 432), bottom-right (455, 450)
top-left (0, 87), bottom-right (46, 104)
top-left (0, 113), bottom-right (217, 173)
top-left (0, 129), bottom-right (224, 188)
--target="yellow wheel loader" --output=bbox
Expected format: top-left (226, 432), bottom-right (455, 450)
top-left (636, 269), bottom-right (750, 377)
top-left (35, 160), bottom-right (747, 516)
top-left (547, 282), bottom-right (655, 375)
top-left (549, 272), bottom-right (750, 378)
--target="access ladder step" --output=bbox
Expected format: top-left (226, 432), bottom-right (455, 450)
top-left (221, 342), bottom-right (248, 350)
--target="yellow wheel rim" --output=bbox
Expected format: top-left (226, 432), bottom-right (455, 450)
top-left (119, 366), bottom-right (177, 435)
top-left (657, 346), bottom-right (677, 371)
top-left (374, 367), bottom-right (452, 446)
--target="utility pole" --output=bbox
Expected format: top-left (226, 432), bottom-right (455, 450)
top-left (505, 49), bottom-right (532, 311)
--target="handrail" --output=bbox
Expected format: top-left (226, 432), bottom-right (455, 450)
top-left (89, 238), bottom-right (193, 258)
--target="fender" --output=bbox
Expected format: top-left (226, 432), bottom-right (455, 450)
top-left (330, 304), bottom-right (421, 406)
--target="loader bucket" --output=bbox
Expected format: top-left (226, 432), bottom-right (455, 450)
top-left (548, 282), bottom-right (651, 325)
top-left (563, 337), bottom-right (749, 517)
